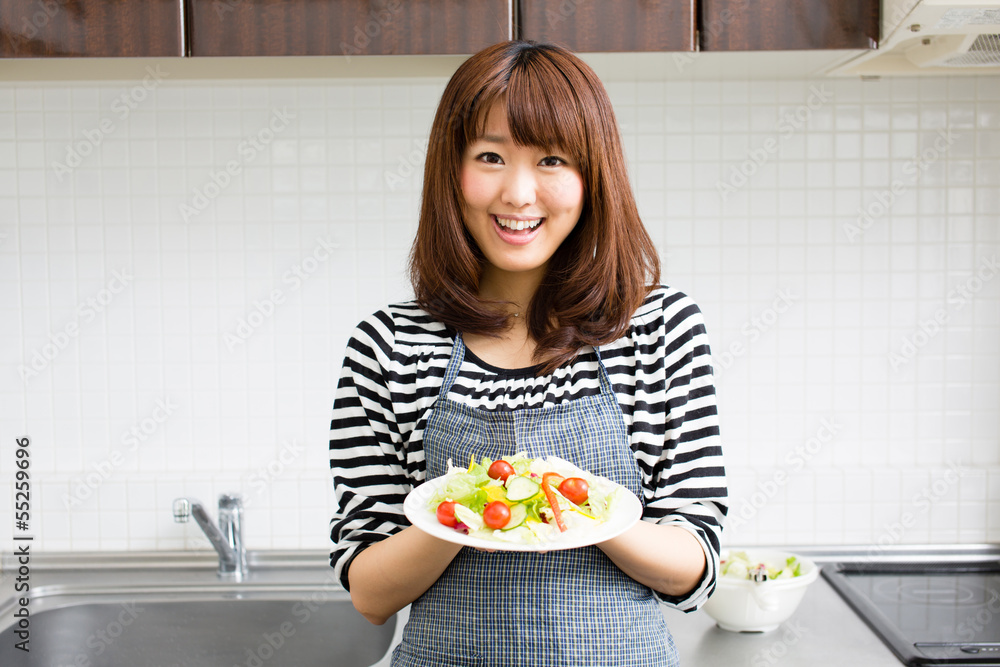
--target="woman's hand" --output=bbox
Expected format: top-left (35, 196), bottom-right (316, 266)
top-left (348, 525), bottom-right (464, 625)
top-left (596, 521), bottom-right (707, 597)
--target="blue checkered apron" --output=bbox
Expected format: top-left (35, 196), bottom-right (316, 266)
top-left (392, 334), bottom-right (679, 667)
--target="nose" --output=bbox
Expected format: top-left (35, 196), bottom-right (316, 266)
top-left (501, 165), bottom-right (537, 208)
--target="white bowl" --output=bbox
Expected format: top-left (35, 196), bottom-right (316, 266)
top-left (701, 550), bottom-right (819, 632)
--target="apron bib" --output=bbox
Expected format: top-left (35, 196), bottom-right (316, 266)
top-left (392, 335), bottom-right (679, 667)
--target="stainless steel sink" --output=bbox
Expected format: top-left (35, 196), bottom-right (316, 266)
top-left (0, 551), bottom-right (399, 667)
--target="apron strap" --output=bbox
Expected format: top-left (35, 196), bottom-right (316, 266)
top-left (592, 345), bottom-right (617, 402)
top-left (439, 332), bottom-right (466, 398)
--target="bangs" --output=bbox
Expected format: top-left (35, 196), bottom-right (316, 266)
top-left (462, 48), bottom-right (588, 162)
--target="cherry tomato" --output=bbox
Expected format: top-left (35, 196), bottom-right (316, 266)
top-left (487, 460), bottom-right (515, 482)
top-left (558, 477), bottom-right (589, 505)
top-left (482, 501), bottom-right (511, 529)
top-left (436, 501), bottom-right (458, 528)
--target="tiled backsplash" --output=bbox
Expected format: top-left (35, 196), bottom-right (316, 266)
top-left (1, 65), bottom-right (998, 554)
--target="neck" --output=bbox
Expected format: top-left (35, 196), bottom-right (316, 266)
top-left (478, 265), bottom-right (545, 316)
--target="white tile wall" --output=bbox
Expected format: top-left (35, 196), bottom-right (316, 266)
top-left (0, 67), bottom-right (998, 555)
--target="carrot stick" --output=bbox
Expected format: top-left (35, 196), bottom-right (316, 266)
top-left (541, 473), bottom-right (567, 532)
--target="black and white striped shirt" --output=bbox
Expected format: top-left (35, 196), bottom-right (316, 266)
top-left (329, 285), bottom-right (727, 610)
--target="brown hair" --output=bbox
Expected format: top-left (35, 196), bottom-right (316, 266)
top-left (409, 40), bottom-right (660, 374)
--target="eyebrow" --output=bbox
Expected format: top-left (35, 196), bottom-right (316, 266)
top-left (478, 134), bottom-right (509, 143)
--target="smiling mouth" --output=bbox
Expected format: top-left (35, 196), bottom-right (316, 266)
top-left (493, 215), bottom-right (544, 232)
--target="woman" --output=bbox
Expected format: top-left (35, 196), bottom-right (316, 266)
top-left (330, 40), bottom-right (727, 667)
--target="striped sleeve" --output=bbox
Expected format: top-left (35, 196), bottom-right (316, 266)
top-left (328, 309), bottom-right (413, 590)
top-left (623, 288), bottom-right (728, 611)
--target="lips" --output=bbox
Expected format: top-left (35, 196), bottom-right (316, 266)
top-left (492, 215), bottom-right (544, 246)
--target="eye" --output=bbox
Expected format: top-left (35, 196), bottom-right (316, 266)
top-left (476, 152), bottom-right (504, 165)
top-left (539, 155), bottom-right (568, 167)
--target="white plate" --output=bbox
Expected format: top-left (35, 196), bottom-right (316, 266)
top-left (403, 473), bottom-right (643, 552)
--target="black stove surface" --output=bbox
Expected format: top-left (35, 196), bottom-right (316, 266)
top-left (823, 562), bottom-right (1000, 666)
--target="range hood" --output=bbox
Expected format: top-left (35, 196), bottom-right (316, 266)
top-left (829, 0), bottom-right (1000, 75)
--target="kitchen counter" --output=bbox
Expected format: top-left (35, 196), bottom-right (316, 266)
top-left (5, 549), bottom-right (899, 667)
top-left (663, 572), bottom-right (900, 667)
top-left (663, 544), bottom-right (1000, 667)
top-left (5, 546), bottom-right (998, 667)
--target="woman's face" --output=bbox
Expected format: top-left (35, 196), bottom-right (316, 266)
top-left (460, 104), bottom-right (585, 288)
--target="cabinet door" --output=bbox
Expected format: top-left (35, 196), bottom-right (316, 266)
top-left (520, 0), bottom-right (695, 52)
top-left (700, 0), bottom-right (879, 51)
top-left (0, 0), bottom-right (183, 57)
top-left (189, 0), bottom-right (510, 57)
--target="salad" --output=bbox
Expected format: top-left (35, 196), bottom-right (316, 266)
top-left (720, 551), bottom-right (804, 582)
top-left (427, 453), bottom-right (622, 545)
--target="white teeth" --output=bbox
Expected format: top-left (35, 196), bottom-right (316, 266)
top-left (495, 217), bottom-right (542, 230)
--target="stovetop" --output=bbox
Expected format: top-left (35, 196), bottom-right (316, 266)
top-left (823, 561), bottom-right (1000, 666)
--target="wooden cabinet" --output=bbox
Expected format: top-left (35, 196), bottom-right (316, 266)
top-left (0, 0), bottom-right (879, 59)
top-left (519, 0), bottom-right (695, 52)
top-left (0, 0), bottom-right (183, 57)
top-left (699, 0), bottom-right (879, 51)
top-left (516, 0), bottom-right (876, 53)
top-left (188, 0), bottom-right (510, 57)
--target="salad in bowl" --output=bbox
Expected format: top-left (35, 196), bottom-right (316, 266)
top-left (702, 549), bottom-right (819, 632)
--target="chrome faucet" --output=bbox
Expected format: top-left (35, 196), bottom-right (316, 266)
top-left (172, 494), bottom-right (248, 581)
